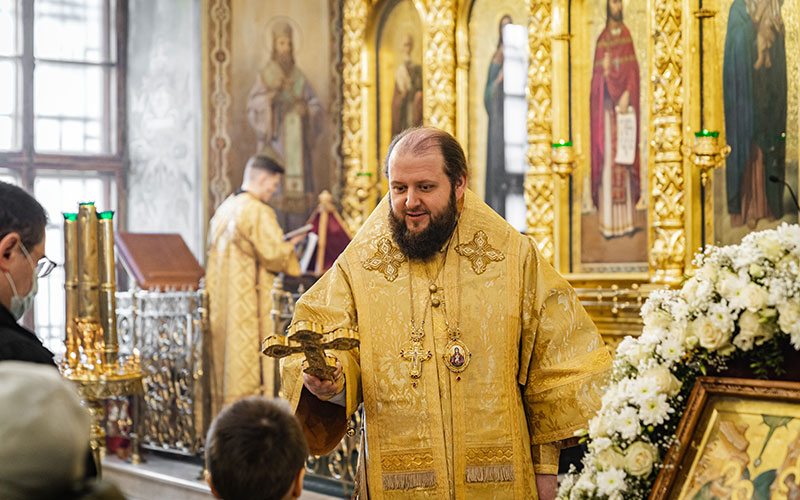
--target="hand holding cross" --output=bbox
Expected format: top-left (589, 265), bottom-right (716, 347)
top-left (263, 330), bottom-right (360, 381)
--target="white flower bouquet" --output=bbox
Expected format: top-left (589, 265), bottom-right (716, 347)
top-left (558, 223), bottom-right (800, 500)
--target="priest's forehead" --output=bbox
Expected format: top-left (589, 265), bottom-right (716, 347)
top-left (385, 127), bottom-right (469, 185)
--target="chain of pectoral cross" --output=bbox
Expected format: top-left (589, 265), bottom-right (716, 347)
top-left (399, 235), bottom-right (456, 386)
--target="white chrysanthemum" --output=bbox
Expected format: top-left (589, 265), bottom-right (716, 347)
top-left (573, 473), bottom-right (596, 494)
top-left (596, 468), bottom-right (627, 496)
top-left (656, 335), bottom-right (685, 363)
top-left (627, 377), bottom-right (657, 406)
top-left (670, 299), bottom-right (690, 324)
top-left (707, 301), bottom-right (736, 334)
top-left (613, 406), bottom-right (641, 440)
top-left (591, 436), bottom-right (613, 452)
top-left (639, 393), bottom-right (672, 426)
top-left (717, 270), bottom-right (747, 302)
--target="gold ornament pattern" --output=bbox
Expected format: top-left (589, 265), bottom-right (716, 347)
top-left (340, 0), bottom-right (374, 234)
top-left (380, 450), bottom-right (436, 472)
top-left (525, 0), bottom-right (555, 263)
top-left (650, 0), bottom-right (686, 285)
top-left (465, 446), bottom-right (514, 466)
top-left (455, 230), bottom-right (505, 274)
top-left (207, 0), bottom-right (233, 214)
top-left (362, 237), bottom-right (406, 281)
top-left (424, 0), bottom-right (456, 133)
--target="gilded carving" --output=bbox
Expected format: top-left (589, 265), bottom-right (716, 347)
top-left (423, 0), bottom-right (456, 133)
top-left (649, 0), bottom-right (686, 285)
top-left (524, 0), bottom-right (555, 262)
top-left (341, 0), bottom-right (373, 234)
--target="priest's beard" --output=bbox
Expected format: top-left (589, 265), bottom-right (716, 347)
top-left (389, 187), bottom-right (458, 261)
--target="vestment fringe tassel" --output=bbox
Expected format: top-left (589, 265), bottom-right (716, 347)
top-left (382, 470), bottom-right (437, 490)
top-left (465, 464), bottom-right (515, 483)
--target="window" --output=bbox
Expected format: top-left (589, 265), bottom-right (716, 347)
top-left (501, 23), bottom-right (528, 233)
top-left (0, 0), bottom-right (125, 350)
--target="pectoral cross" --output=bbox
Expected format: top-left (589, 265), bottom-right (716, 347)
top-left (400, 339), bottom-right (432, 387)
top-left (263, 330), bottom-right (360, 381)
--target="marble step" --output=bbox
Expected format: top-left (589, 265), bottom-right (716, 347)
top-left (103, 454), bottom-right (343, 500)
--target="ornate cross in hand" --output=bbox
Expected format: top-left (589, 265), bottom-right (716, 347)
top-left (400, 340), bottom-right (432, 387)
top-left (263, 330), bottom-right (359, 381)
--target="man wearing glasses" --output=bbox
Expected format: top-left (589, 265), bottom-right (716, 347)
top-left (0, 181), bottom-right (57, 366)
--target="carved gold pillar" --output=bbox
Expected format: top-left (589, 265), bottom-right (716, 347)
top-left (650, 0), bottom-right (687, 285)
top-left (525, 0), bottom-right (555, 262)
top-left (423, 0), bottom-right (456, 133)
top-left (341, 0), bottom-right (374, 234)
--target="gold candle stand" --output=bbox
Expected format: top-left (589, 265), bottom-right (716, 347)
top-left (551, 140), bottom-right (576, 179)
top-left (686, 130), bottom-right (731, 186)
top-left (61, 205), bottom-right (143, 475)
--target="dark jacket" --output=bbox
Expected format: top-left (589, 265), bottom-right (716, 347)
top-left (0, 302), bottom-right (99, 479)
top-left (0, 302), bottom-right (56, 365)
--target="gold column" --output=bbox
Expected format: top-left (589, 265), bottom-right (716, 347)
top-left (525, 0), bottom-right (555, 262)
top-left (649, 0), bottom-right (687, 285)
top-left (341, 0), bottom-right (373, 234)
top-left (63, 213), bottom-right (79, 368)
top-left (550, 0), bottom-right (572, 270)
top-left (98, 211), bottom-right (118, 367)
top-left (77, 202), bottom-right (100, 321)
top-left (423, 0), bottom-right (456, 134)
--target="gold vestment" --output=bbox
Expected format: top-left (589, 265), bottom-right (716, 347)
top-left (207, 192), bottom-right (300, 417)
top-left (281, 190), bottom-right (610, 499)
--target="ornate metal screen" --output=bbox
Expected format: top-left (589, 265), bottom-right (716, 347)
top-left (116, 289), bottom-right (208, 457)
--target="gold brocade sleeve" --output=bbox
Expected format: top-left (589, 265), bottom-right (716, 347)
top-left (242, 198), bottom-right (300, 276)
top-left (518, 237), bottom-right (612, 447)
top-left (279, 258), bottom-right (362, 455)
top-left (531, 443), bottom-right (560, 475)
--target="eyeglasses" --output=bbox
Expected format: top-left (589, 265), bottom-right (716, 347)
top-left (19, 242), bottom-right (57, 278)
top-left (37, 255), bottom-right (56, 278)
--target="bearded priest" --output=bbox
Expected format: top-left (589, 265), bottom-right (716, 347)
top-left (278, 127), bottom-right (612, 500)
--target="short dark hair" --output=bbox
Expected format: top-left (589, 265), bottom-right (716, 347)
top-left (206, 397), bottom-right (308, 500)
top-left (384, 127), bottom-right (469, 188)
top-left (246, 154), bottom-right (286, 175)
top-left (0, 181), bottom-right (48, 249)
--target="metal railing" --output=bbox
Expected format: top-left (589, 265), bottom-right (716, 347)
top-left (116, 288), bottom-right (208, 457)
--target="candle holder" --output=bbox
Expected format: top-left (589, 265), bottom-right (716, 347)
top-left (61, 204), bottom-right (143, 474)
top-left (551, 140), bottom-right (575, 179)
top-left (686, 130), bottom-right (731, 186)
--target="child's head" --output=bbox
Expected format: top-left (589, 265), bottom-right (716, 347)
top-left (205, 397), bottom-right (309, 500)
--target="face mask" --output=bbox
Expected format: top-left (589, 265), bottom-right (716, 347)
top-left (3, 243), bottom-right (38, 321)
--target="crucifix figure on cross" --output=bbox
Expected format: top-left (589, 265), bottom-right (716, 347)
top-left (263, 330), bottom-right (360, 381)
top-left (399, 339), bottom-right (432, 386)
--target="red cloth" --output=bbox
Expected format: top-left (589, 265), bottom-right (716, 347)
top-left (590, 24), bottom-right (641, 207)
top-left (310, 212), bottom-right (351, 273)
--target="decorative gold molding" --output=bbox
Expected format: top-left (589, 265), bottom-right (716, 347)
top-left (649, 0), bottom-right (687, 285)
top-left (341, 0), bottom-right (374, 234)
top-left (423, 0), bottom-right (456, 133)
top-left (525, 0), bottom-right (555, 263)
top-left (206, 0), bottom-right (233, 217)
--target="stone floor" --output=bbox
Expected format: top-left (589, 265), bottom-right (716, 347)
top-left (103, 454), bottom-right (342, 500)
